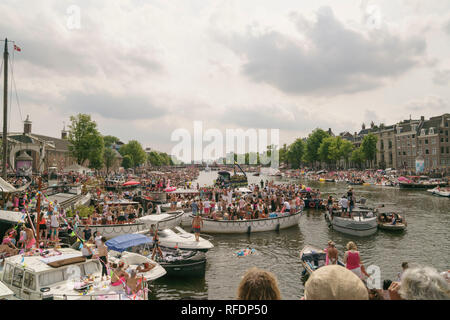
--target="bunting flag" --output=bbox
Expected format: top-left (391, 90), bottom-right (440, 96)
top-left (14, 44), bottom-right (21, 52)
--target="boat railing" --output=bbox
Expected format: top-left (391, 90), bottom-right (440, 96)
top-left (50, 291), bottom-right (147, 300)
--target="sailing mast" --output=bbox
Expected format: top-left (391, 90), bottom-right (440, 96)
top-left (2, 38), bottom-right (8, 179)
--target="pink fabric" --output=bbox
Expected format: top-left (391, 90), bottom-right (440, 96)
top-left (324, 248), bottom-right (330, 265)
top-left (26, 238), bottom-right (36, 249)
top-left (346, 251), bottom-right (360, 270)
top-left (111, 276), bottom-right (126, 286)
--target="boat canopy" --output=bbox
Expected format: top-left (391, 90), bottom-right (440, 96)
top-left (218, 171), bottom-right (231, 176)
top-left (106, 234), bottom-right (153, 252)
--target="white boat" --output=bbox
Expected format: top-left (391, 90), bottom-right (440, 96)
top-left (135, 226), bottom-right (214, 251)
top-left (0, 280), bottom-right (14, 300)
top-left (427, 187), bottom-right (450, 198)
top-left (325, 210), bottom-right (378, 237)
top-left (76, 211), bottom-right (184, 240)
top-left (0, 248), bottom-right (152, 300)
top-left (107, 251), bottom-right (166, 281)
top-left (137, 210), bottom-right (184, 230)
top-left (186, 210), bottom-right (302, 234)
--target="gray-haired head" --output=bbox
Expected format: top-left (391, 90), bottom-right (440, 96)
top-left (399, 266), bottom-right (450, 300)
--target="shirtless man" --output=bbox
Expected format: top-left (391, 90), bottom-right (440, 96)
top-left (326, 240), bottom-right (338, 265)
top-left (126, 270), bottom-right (141, 295)
top-left (192, 214), bottom-right (203, 242)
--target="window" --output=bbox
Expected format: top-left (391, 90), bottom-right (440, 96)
top-left (433, 159), bottom-right (437, 167)
top-left (421, 129), bottom-right (425, 136)
top-left (24, 272), bottom-right (36, 291)
top-left (447, 147), bottom-right (449, 154)
top-left (412, 134), bottom-right (415, 139)
top-left (429, 128), bottom-right (434, 134)
top-left (2, 263), bottom-right (13, 284)
top-left (425, 149), bottom-right (429, 154)
top-left (39, 270), bottom-right (64, 287)
top-left (432, 148), bottom-right (437, 155)
top-left (425, 139), bottom-right (428, 144)
top-left (432, 138), bottom-right (436, 144)
top-left (442, 147), bottom-right (445, 154)
top-left (403, 152), bottom-right (406, 155)
top-left (12, 268), bottom-right (24, 288)
top-left (442, 138), bottom-right (445, 143)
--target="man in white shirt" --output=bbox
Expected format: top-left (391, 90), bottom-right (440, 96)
top-left (338, 196), bottom-right (348, 213)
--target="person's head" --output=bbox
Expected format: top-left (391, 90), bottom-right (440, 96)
top-left (304, 265), bottom-right (369, 300)
top-left (101, 237), bottom-right (107, 243)
top-left (130, 270), bottom-right (137, 278)
top-left (328, 240), bottom-right (335, 247)
top-left (402, 262), bottom-right (409, 270)
top-left (237, 267), bottom-right (281, 300)
top-left (398, 266), bottom-right (450, 300)
top-left (346, 241), bottom-right (357, 251)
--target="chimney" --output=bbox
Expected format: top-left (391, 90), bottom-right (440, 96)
top-left (24, 115), bottom-right (32, 134)
top-left (61, 122), bottom-right (68, 139)
top-left (420, 116), bottom-right (424, 121)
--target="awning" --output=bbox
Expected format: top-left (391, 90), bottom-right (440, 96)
top-left (105, 234), bottom-right (153, 252)
top-left (0, 177), bottom-right (20, 193)
top-left (123, 180), bottom-right (140, 186)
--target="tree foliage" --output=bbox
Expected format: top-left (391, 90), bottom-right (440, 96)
top-left (103, 148), bottom-right (117, 173)
top-left (119, 140), bottom-right (147, 168)
top-left (68, 114), bottom-right (104, 168)
top-left (305, 129), bottom-right (330, 167)
top-left (287, 139), bottom-right (305, 169)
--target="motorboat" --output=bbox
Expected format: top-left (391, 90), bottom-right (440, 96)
top-left (105, 234), bottom-right (167, 282)
top-left (135, 226), bottom-right (214, 251)
top-left (0, 248), bottom-right (150, 300)
top-left (0, 280), bottom-right (14, 300)
top-left (300, 245), bottom-right (344, 276)
top-left (427, 187), bottom-right (450, 198)
top-left (376, 209), bottom-right (407, 231)
top-left (137, 210), bottom-right (184, 230)
top-left (325, 208), bottom-right (378, 237)
top-left (107, 234), bottom-right (205, 278)
top-left (154, 247), bottom-right (206, 277)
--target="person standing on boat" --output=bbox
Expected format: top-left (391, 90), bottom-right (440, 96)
top-left (344, 242), bottom-right (370, 279)
top-left (338, 195), bottom-right (348, 215)
top-left (150, 225), bottom-right (164, 260)
top-left (192, 214), bottom-right (203, 242)
top-left (95, 237), bottom-right (109, 281)
top-left (325, 241), bottom-right (338, 265)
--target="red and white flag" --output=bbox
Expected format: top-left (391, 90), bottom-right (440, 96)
top-left (14, 44), bottom-right (21, 52)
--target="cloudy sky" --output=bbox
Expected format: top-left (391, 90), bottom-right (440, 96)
top-left (1, 0), bottom-right (450, 161)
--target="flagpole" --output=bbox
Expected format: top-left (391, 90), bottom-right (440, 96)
top-left (36, 177), bottom-right (42, 246)
top-left (2, 38), bottom-right (8, 179)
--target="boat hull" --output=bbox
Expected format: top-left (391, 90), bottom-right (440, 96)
top-left (325, 213), bottom-right (377, 237)
top-left (399, 182), bottom-right (447, 189)
top-left (378, 223), bottom-right (406, 231)
top-left (195, 211), bottom-right (302, 234)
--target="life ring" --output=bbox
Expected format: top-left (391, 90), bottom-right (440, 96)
top-left (318, 201), bottom-right (323, 207)
top-left (309, 202), bottom-right (315, 208)
top-left (147, 202), bottom-right (154, 213)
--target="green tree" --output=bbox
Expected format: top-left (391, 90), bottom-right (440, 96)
top-left (339, 140), bottom-right (354, 169)
top-left (287, 138), bottom-right (305, 169)
top-left (351, 148), bottom-right (365, 168)
top-left (103, 135), bottom-right (121, 148)
top-left (361, 133), bottom-right (378, 168)
top-left (119, 140), bottom-right (147, 168)
top-left (148, 151), bottom-right (162, 166)
top-left (122, 155), bottom-right (133, 169)
top-left (68, 114), bottom-right (104, 167)
top-left (305, 129), bottom-right (329, 168)
top-left (103, 148), bottom-right (117, 173)
top-left (318, 137), bottom-right (334, 168)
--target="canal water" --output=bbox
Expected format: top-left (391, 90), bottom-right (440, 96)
top-left (152, 171), bottom-right (450, 300)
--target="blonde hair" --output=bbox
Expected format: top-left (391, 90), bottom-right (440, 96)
top-left (237, 267), bottom-right (281, 300)
top-left (346, 241), bottom-right (357, 251)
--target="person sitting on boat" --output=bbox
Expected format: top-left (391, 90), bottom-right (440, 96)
top-left (325, 240), bottom-right (338, 265)
top-left (110, 262), bottom-right (129, 286)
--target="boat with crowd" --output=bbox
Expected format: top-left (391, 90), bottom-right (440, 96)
top-left (187, 209), bottom-right (303, 234)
